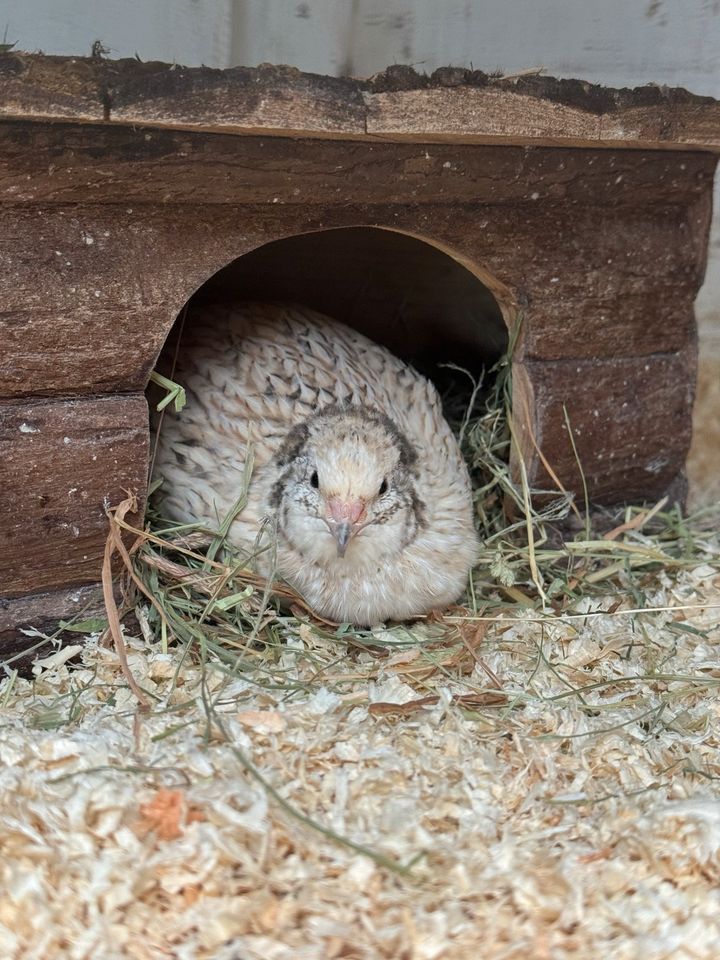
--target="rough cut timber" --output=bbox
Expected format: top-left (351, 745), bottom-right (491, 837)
top-left (0, 395), bottom-right (148, 594)
top-left (1, 54), bottom-right (720, 150)
top-left (0, 52), bottom-right (718, 654)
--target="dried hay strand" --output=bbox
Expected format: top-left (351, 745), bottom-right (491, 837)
top-left (2, 345), bottom-right (720, 958)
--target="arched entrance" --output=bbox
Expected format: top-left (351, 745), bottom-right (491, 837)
top-left (154, 225), bottom-right (513, 407)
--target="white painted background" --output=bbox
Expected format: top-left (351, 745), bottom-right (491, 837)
top-left (5, 0), bottom-right (720, 95)
top-left (3, 0), bottom-right (720, 335)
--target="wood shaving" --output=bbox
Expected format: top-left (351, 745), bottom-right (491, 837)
top-left (2, 554), bottom-right (720, 958)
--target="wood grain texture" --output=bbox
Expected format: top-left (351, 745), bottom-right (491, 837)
top-left (365, 85), bottom-right (720, 151)
top-left (513, 347), bottom-right (696, 502)
top-left (0, 121), bottom-right (714, 399)
top-left (0, 55), bottom-right (366, 134)
top-left (0, 394), bottom-right (148, 597)
top-left (0, 199), bottom-right (710, 398)
top-left (0, 121), bottom-right (714, 207)
top-left (1, 54), bottom-right (719, 151)
top-left (110, 63), bottom-right (367, 136)
top-left (0, 52), bottom-right (105, 122)
top-left (0, 583), bottom-right (105, 669)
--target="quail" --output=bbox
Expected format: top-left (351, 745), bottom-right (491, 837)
top-left (152, 302), bottom-right (478, 624)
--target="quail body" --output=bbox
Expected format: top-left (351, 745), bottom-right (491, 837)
top-left (153, 303), bottom-right (478, 624)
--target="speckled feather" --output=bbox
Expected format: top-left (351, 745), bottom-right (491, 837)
top-left (153, 303), bottom-right (478, 623)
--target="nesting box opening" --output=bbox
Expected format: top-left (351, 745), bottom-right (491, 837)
top-left (147, 226), bottom-right (508, 624)
top-left (154, 226), bottom-right (510, 424)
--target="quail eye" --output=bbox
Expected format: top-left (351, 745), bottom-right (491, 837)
top-left (310, 470), bottom-right (319, 489)
top-left (378, 478), bottom-right (388, 496)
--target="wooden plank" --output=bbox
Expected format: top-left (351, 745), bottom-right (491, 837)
top-left (599, 103), bottom-right (720, 152)
top-left (110, 62), bottom-right (366, 136)
top-left (366, 86), bottom-right (603, 143)
top-left (0, 189), bottom-right (711, 398)
top-left (0, 583), bottom-right (104, 636)
top-left (0, 52), bottom-right (105, 122)
top-left (0, 54), bottom-right (719, 151)
top-left (504, 196), bottom-right (714, 362)
top-left (512, 347), bottom-right (696, 504)
top-left (0, 54), bottom-right (365, 135)
top-left (0, 583), bottom-right (105, 668)
top-left (0, 394), bottom-right (148, 597)
top-left (365, 86), bottom-right (720, 152)
top-left (0, 202), bottom-right (254, 398)
top-left (0, 305), bottom-right (172, 397)
top-left (0, 120), bottom-right (715, 208)
top-left (520, 293), bottom-right (698, 362)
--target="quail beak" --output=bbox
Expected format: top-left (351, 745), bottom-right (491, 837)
top-left (326, 498), bottom-right (366, 558)
top-left (334, 521), bottom-right (353, 558)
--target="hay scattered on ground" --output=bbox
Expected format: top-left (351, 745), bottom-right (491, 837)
top-left (1, 551), bottom-right (719, 958)
top-left (2, 351), bottom-right (720, 958)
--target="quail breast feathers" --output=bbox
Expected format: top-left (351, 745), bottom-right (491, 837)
top-left (153, 302), bottom-right (479, 624)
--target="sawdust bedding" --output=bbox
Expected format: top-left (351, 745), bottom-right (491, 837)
top-left (2, 548), bottom-right (720, 960)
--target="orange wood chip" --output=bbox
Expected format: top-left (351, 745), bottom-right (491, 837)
top-left (137, 788), bottom-right (206, 841)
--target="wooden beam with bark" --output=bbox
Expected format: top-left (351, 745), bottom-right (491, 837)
top-left (1, 53), bottom-right (719, 151)
top-left (0, 394), bottom-right (148, 596)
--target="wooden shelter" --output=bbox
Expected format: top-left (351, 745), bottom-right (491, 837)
top-left (1, 53), bottom-right (719, 654)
